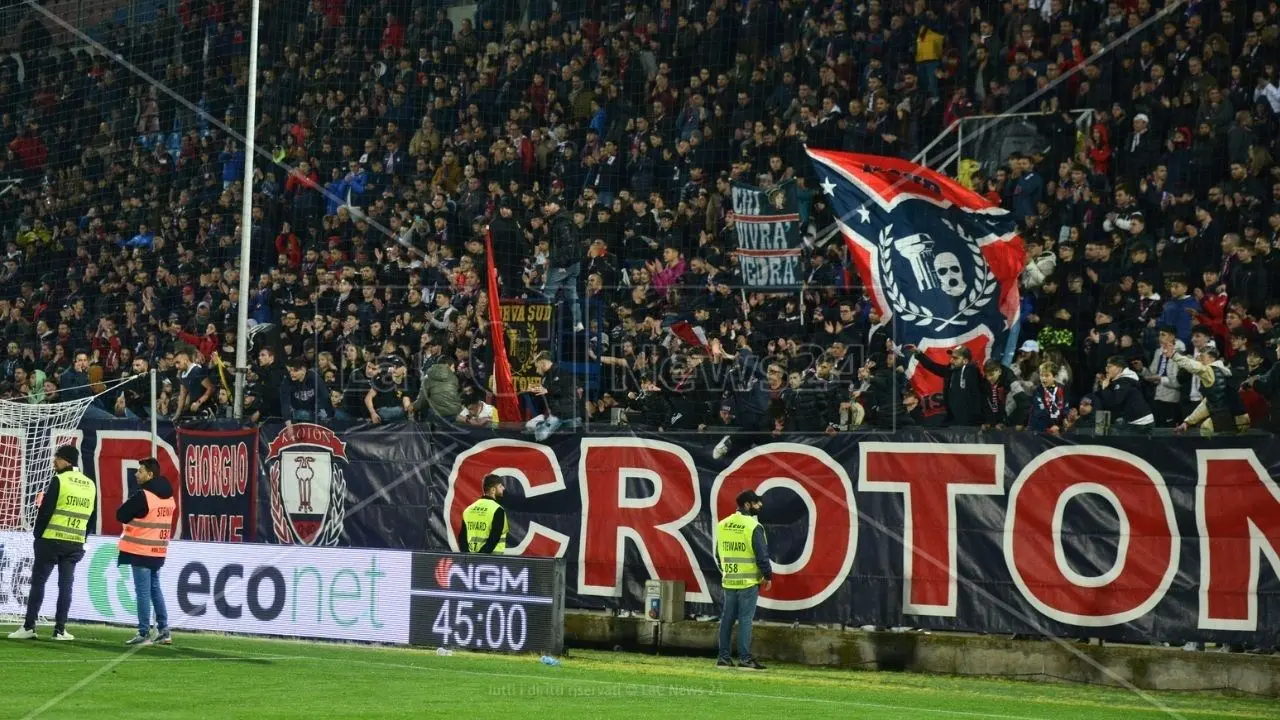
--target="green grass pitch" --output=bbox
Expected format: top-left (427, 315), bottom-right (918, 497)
top-left (0, 625), bottom-right (1275, 719)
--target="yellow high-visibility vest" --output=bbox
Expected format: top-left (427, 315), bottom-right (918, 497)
top-left (462, 497), bottom-right (507, 554)
top-left (42, 470), bottom-right (96, 544)
top-left (716, 511), bottom-right (762, 590)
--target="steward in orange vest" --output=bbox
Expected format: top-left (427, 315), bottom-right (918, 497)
top-left (116, 458), bottom-right (176, 646)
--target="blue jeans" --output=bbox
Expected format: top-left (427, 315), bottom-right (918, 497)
top-left (544, 263), bottom-right (582, 328)
top-left (377, 406), bottom-right (406, 422)
top-left (917, 60), bottom-right (940, 96)
top-left (717, 584), bottom-right (759, 662)
top-left (130, 565), bottom-right (168, 636)
top-left (83, 405), bottom-right (118, 421)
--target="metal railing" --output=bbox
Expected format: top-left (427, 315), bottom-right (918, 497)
top-left (811, 108), bottom-right (1094, 248)
top-left (915, 109), bottom-right (1095, 176)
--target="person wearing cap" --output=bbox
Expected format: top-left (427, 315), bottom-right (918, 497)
top-left (118, 457), bottom-right (177, 645)
top-left (1063, 395), bottom-right (1098, 432)
top-left (1120, 114), bottom-right (1158, 186)
top-left (909, 344), bottom-right (985, 426)
top-left (8, 446), bottom-right (96, 641)
top-left (459, 474), bottom-right (508, 554)
top-left (542, 197), bottom-right (585, 333)
top-left (489, 195), bottom-right (525, 291)
top-left (715, 490), bottom-right (772, 670)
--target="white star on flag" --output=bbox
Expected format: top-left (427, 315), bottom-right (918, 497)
top-left (820, 176), bottom-right (837, 196)
top-left (855, 205), bottom-right (871, 224)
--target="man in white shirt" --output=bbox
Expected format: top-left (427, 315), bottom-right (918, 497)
top-left (1142, 325), bottom-right (1183, 426)
top-left (457, 392), bottom-right (499, 428)
top-left (1255, 76), bottom-right (1280, 114)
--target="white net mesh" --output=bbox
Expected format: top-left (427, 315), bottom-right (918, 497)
top-left (0, 396), bottom-right (100, 533)
top-left (0, 380), bottom-right (135, 621)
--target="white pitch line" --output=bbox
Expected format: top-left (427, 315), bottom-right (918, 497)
top-left (0, 654), bottom-right (309, 665)
top-left (316, 656), bottom-right (1053, 720)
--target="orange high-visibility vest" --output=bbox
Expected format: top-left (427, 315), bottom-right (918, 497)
top-left (118, 489), bottom-right (176, 558)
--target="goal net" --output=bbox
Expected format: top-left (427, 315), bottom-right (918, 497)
top-left (0, 393), bottom-right (118, 622)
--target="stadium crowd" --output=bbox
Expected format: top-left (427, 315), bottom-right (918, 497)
top-left (1, 0), bottom-right (1279, 436)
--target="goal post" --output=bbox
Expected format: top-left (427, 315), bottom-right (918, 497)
top-left (0, 374), bottom-right (156, 624)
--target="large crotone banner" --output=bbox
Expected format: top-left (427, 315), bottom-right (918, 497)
top-left (250, 424), bottom-right (1280, 647)
top-left (18, 423), bottom-right (1279, 647)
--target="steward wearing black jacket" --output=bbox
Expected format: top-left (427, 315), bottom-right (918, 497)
top-left (116, 469), bottom-right (175, 570)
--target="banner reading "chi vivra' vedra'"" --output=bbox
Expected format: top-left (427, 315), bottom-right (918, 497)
top-left (730, 179), bottom-right (803, 288)
top-left (0, 532), bottom-right (413, 644)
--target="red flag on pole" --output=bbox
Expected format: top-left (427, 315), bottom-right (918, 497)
top-left (485, 230), bottom-right (522, 423)
top-left (667, 320), bottom-right (708, 349)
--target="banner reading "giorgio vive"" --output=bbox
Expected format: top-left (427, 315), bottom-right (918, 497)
top-left (0, 532), bottom-right (413, 644)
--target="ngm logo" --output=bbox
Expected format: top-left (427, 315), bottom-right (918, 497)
top-left (433, 557), bottom-right (529, 594)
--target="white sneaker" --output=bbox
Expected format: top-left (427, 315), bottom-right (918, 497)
top-left (712, 436), bottom-right (731, 460)
top-left (51, 630), bottom-right (74, 641)
top-left (533, 416), bottom-right (562, 442)
top-left (7, 628), bottom-right (37, 640)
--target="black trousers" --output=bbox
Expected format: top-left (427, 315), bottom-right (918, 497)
top-left (24, 539), bottom-right (85, 632)
top-left (1152, 400), bottom-right (1181, 427)
top-left (722, 412), bottom-right (771, 455)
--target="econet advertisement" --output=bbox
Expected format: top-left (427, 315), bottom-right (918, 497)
top-left (1, 532), bottom-right (412, 644)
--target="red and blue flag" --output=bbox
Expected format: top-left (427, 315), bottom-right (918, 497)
top-left (807, 149), bottom-right (1024, 416)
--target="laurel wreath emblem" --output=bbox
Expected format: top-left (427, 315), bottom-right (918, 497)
top-left (878, 220), bottom-right (997, 331)
top-left (269, 461), bottom-right (347, 546)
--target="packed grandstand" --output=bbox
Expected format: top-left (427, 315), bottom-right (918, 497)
top-left (1, 0), bottom-right (1279, 435)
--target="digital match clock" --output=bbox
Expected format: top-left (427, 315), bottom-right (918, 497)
top-left (408, 552), bottom-right (565, 654)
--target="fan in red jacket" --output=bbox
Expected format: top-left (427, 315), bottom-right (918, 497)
top-left (173, 322), bottom-right (219, 359)
top-left (275, 224), bottom-right (302, 269)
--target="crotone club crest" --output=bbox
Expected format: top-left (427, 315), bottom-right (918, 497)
top-left (266, 424), bottom-right (348, 546)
